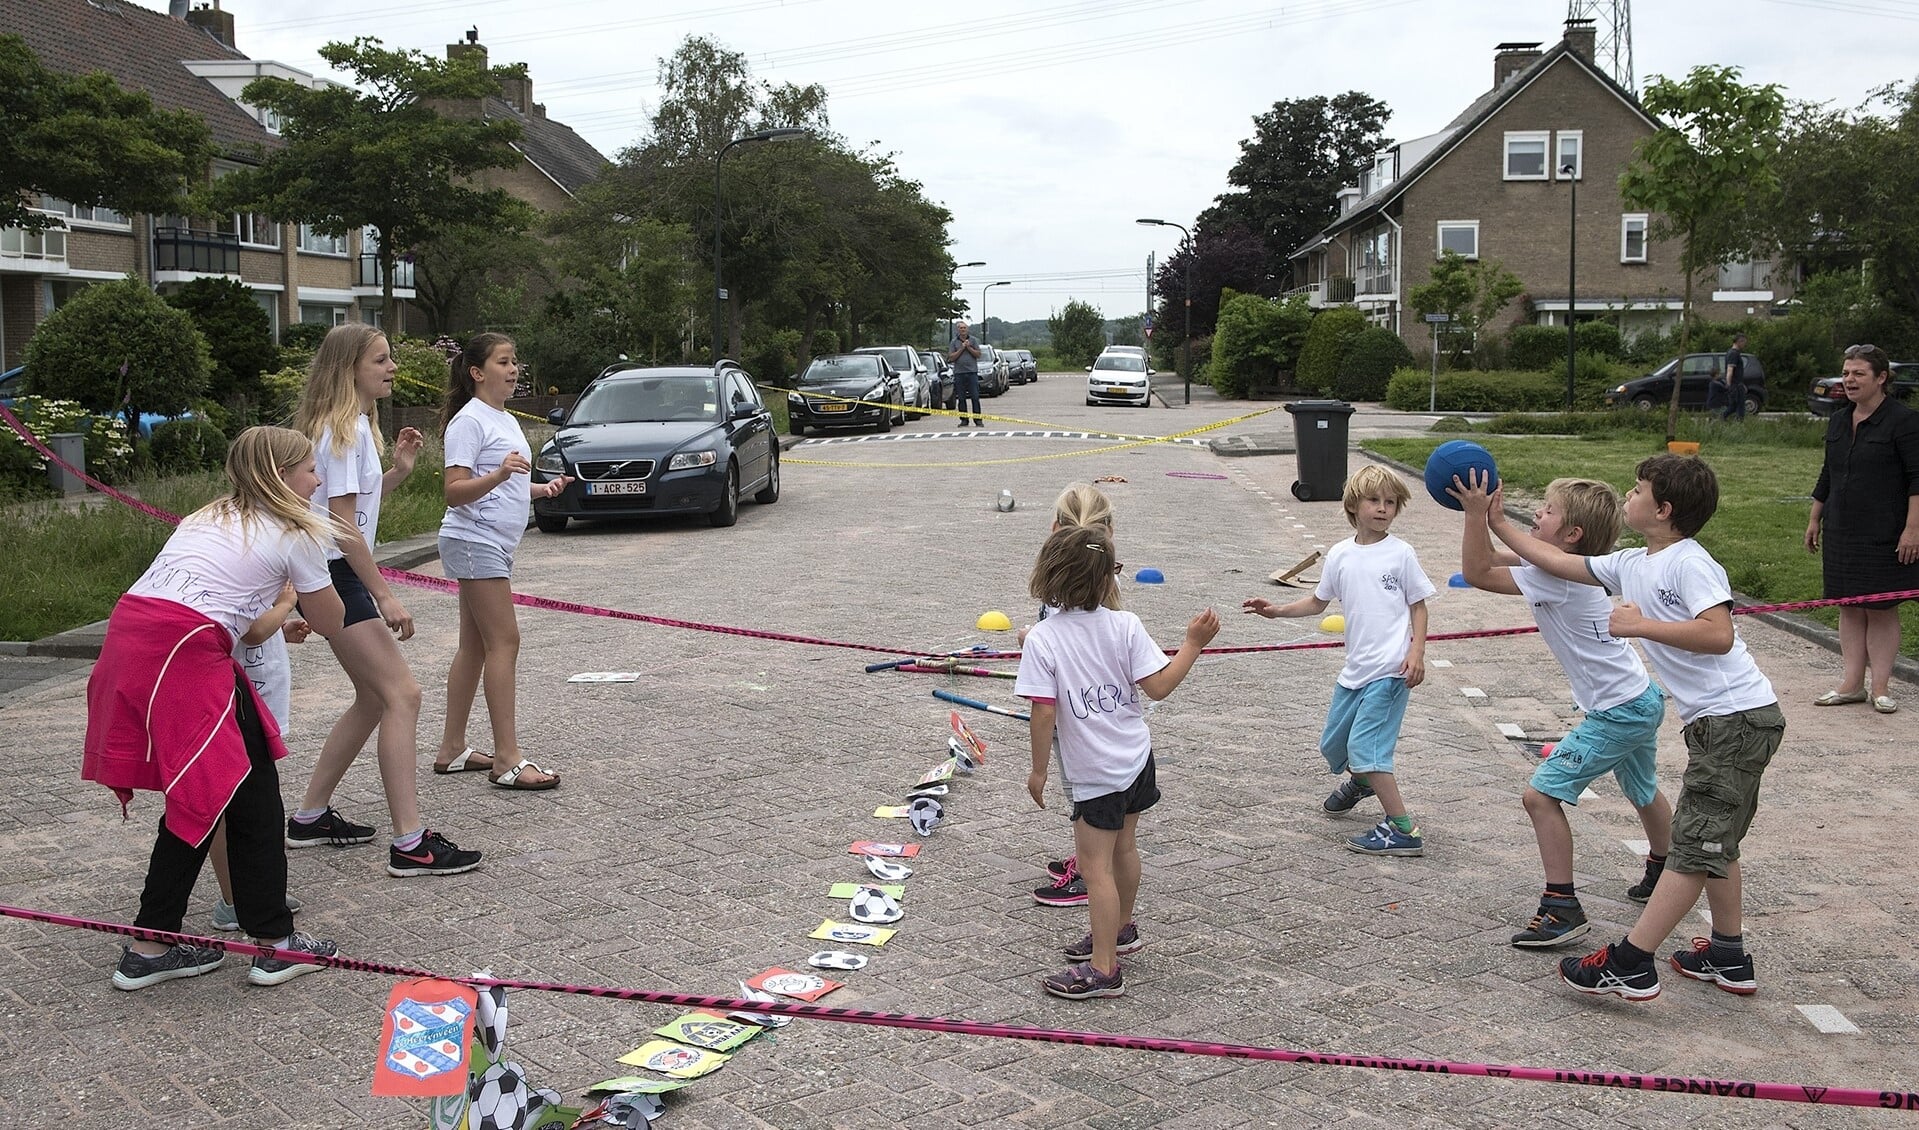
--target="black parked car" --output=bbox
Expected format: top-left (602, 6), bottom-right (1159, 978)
top-left (1002, 348), bottom-right (1037, 384)
top-left (1602, 352), bottom-right (1768, 415)
top-left (918, 349), bottom-right (953, 407)
top-left (785, 353), bottom-right (906, 435)
top-left (1807, 361), bottom-right (1919, 415)
top-left (974, 345), bottom-right (1012, 397)
top-left (532, 362), bottom-right (779, 533)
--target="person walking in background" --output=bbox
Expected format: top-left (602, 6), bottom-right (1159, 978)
top-left (1715, 334), bottom-right (1749, 420)
top-left (1807, 344), bottom-right (1919, 714)
top-left (1243, 465), bottom-right (1435, 857)
top-left (949, 320), bottom-right (982, 427)
top-left (289, 324), bottom-right (482, 877)
top-left (435, 332), bottom-right (572, 789)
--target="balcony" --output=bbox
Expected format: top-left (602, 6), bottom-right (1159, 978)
top-left (1357, 268), bottom-right (1393, 297)
top-left (356, 253), bottom-right (415, 293)
top-left (0, 215), bottom-right (69, 274)
top-left (153, 227), bottom-right (239, 277)
top-left (1325, 276), bottom-right (1357, 303)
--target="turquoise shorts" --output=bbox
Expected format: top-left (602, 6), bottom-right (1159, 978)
top-left (1320, 676), bottom-right (1409, 776)
top-left (1529, 683), bottom-right (1664, 807)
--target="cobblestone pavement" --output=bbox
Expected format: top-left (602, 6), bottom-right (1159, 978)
top-left (1, 380), bottom-right (1914, 1129)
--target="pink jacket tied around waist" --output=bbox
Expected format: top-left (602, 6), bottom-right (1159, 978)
top-left (82, 594), bottom-right (289, 847)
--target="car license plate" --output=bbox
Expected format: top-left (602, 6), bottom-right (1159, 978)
top-left (588, 480), bottom-right (646, 495)
top-left (1106, 387), bottom-right (1128, 395)
top-left (818, 402), bottom-right (850, 412)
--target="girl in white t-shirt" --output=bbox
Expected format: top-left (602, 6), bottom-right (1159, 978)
top-left (86, 426), bottom-right (347, 989)
top-left (289, 324), bottom-right (482, 877)
top-left (1015, 523), bottom-right (1219, 999)
top-left (435, 333), bottom-right (572, 790)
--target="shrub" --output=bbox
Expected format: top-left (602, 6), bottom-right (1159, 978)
top-left (747, 329), bottom-right (803, 388)
top-left (1746, 312), bottom-right (1839, 390)
top-left (1206, 290), bottom-right (1313, 396)
top-left (1507, 324), bottom-right (1567, 371)
top-left (1430, 415), bottom-right (1476, 433)
top-left (389, 336), bottom-right (454, 408)
top-left (22, 277), bottom-right (210, 434)
top-left (1574, 320), bottom-right (1624, 359)
top-left (280, 322), bottom-right (329, 351)
top-left (149, 417), bottom-right (229, 475)
top-left (259, 363), bottom-right (308, 424)
top-left (1334, 326), bottom-right (1415, 401)
top-left (1384, 366), bottom-right (1619, 412)
top-left (0, 395), bottom-right (136, 492)
top-left (1296, 307), bottom-right (1368, 395)
top-left (164, 277), bottom-right (278, 411)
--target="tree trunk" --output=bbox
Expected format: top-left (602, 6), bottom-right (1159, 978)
top-left (379, 227), bottom-right (396, 337)
top-left (1666, 230), bottom-right (1694, 445)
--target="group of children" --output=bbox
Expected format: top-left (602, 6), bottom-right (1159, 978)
top-left (1015, 455), bottom-right (1782, 1004)
top-left (84, 325), bottom-right (565, 990)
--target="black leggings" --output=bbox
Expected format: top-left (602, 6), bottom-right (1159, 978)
top-left (132, 671), bottom-right (294, 941)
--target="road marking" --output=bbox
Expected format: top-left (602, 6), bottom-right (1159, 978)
top-left (1795, 1005), bottom-right (1861, 1034)
top-left (1578, 788), bottom-right (1598, 802)
top-left (1623, 839), bottom-right (1650, 856)
top-left (1496, 722), bottom-right (1526, 738)
top-left (1461, 687), bottom-right (1487, 699)
top-left (795, 430), bottom-right (1210, 448)
top-left (1430, 659), bottom-right (1453, 668)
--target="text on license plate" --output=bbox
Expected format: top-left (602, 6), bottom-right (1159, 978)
top-left (818, 402), bottom-right (851, 412)
top-left (588, 480), bottom-right (647, 495)
top-left (1106, 387), bottom-right (1129, 395)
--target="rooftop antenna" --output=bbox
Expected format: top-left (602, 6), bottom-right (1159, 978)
top-left (1565, 0), bottom-right (1633, 92)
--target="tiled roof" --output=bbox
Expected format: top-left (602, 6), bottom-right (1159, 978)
top-left (1, 0), bottom-right (274, 155)
top-left (484, 97), bottom-right (610, 198)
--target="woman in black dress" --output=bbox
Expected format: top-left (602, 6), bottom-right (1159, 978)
top-left (1805, 344), bottom-right (1919, 713)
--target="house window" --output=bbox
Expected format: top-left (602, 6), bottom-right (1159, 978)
top-left (40, 197), bottom-right (128, 227)
top-left (1504, 131), bottom-right (1550, 180)
top-left (299, 303), bottom-right (347, 325)
top-left (1621, 214), bottom-right (1648, 263)
top-left (1436, 221), bottom-right (1479, 260)
top-left (234, 212), bottom-right (278, 248)
top-left (1718, 258), bottom-right (1772, 290)
top-left (1555, 131), bottom-right (1583, 179)
top-left (298, 224), bottom-right (347, 256)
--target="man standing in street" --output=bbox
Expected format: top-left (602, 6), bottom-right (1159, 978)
top-left (949, 320), bottom-right (982, 427)
top-left (1718, 333), bottom-right (1749, 421)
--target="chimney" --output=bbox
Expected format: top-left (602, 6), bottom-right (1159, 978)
top-left (186, 2), bottom-right (236, 50)
top-left (1493, 41), bottom-right (1543, 87)
top-left (498, 67), bottom-right (532, 115)
top-left (169, 0), bottom-right (189, 16)
top-left (1563, 18), bottom-right (1596, 63)
top-left (447, 27), bottom-right (488, 72)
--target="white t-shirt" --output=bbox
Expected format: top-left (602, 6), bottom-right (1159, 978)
top-left (1512, 563), bottom-right (1650, 713)
top-left (1586, 541), bottom-right (1776, 723)
top-left (440, 399), bottom-right (532, 553)
top-left (128, 512), bottom-right (331, 647)
top-left (237, 633), bottom-right (291, 726)
top-left (1315, 534), bottom-right (1437, 689)
top-left (309, 416), bottom-right (383, 562)
top-left (1014, 607), bottom-right (1170, 802)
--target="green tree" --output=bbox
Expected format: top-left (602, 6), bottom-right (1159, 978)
top-left (0, 35), bottom-right (212, 231)
top-left (1201, 93), bottom-right (1391, 287)
top-left (23, 277), bottom-right (210, 435)
top-left (410, 208), bottom-right (544, 338)
top-left (1335, 325), bottom-right (1416, 401)
top-left (1408, 251), bottom-right (1524, 368)
top-left (164, 277), bottom-right (278, 415)
top-left (1049, 300), bottom-right (1107, 367)
top-left (216, 38), bottom-right (528, 323)
top-left (1620, 65), bottom-right (1785, 439)
top-left (1207, 290), bottom-right (1313, 396)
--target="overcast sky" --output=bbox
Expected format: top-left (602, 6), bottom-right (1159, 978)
top-left (135, 0), bottom-right (1917, 324)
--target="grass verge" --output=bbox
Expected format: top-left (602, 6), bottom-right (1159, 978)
top-left (1363, 430), bottom-right (1918, 658)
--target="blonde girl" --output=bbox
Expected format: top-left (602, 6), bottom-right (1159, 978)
top-left (288, 324), bottom-right (482, 876)
top-left (434, 333), bottom-right (572, 789)
top-left (1014, 523), bottom-right (1218, 999)
top-left (85, 427), bottom-right (346, 989)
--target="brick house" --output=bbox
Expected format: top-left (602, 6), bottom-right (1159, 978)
top-left (1287, 19), bottom-right (1783, 357)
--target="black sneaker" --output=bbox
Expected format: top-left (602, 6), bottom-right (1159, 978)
top-left (1668, 937), bottom-right (1757, 995)
top-left (111, 943), bottom-right (225, 991)
top-left (386, 830), bottom-right (483, 877)
top-left (286, 808), bottom-right (376, 848)
top-left (247, 931), bottom-right (338, 987)
top-left (1625, 858), bottom-right (1664, 902)
top-left (1033, 872), bottom-right (1088, 908)
top-left (1510, 895), bottom-right (1591, 948)
top-left (1323, 777), bottom-right (1375, 813)
top-left (1062, 922), bottom-right (1144, 962)
top-left (1558, 942), bottom-right (1660, 1001)
top-left (1045, 855), bottom-right (1076, 879)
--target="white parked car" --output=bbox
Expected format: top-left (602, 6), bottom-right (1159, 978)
top-left (1085, 352), bottom-right (1153, 407)
top-left (854, 346), bottom-right (932, 419)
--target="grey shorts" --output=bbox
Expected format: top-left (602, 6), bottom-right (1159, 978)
top-left (1669, 702), bottom-right (1785, 878)
top-left (439, 535), bottom-right (513, 581)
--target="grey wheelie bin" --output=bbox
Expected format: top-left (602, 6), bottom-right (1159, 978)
top-left (1283, 399), bottom-right (1355, 501)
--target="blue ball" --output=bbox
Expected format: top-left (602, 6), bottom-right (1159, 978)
top-left (1135, 567), bottom-right (1164, 584)
top-left (1423, 440), bottom-right (1499, 511)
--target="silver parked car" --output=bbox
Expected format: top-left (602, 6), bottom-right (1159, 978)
top-left (853, 345), bottom-right (933, 419)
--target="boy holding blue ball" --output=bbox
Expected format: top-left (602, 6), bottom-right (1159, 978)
top-left (1451, 472), bottom-right (1674, 949)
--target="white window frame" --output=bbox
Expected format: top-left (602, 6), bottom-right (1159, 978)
top-left (1555, 130), bottom-right (1583, 180)
top-left (251, 290), bottom-right (280, 339)
top-left (39, 196), bottom-right (129, 229)
top-left (1503, 131), bottom-right (1550, 180)
top-left (1436, 220), bottom-right (1480, 260)
top-left (298, 224), bottom-right (347, 256)
top-left (1620, 213), bottom-right (1648, 263)
top-left (234, 212), bottom-right (279, 249)
top-left (299, 302), bottom-right (348, 326)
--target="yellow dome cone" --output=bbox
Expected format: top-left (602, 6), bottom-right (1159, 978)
top-left (976, 610), bottom-right (1013, 632)
top-left (1318, 614), bottom-right (1345, 634)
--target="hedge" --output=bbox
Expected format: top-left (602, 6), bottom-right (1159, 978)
top-left (1333, 326), bottom-right (1415, 401)
top-left (1384, 364), bottom-right (1621, 412)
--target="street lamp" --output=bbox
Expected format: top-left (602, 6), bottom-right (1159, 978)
top-left (712, 127), bottom-right (809, 363)
top-left (1561, 161), bottom-right (1577, 411)
top-left (1137, 217), bottom-right (1192, 404)
top-left (948, 260), bottom-right (985, 345)
top-left (981, 280), bottom-right (1011, 344)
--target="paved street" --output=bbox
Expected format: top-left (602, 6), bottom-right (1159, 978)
top-left (1, 375), bottom-right (1913, 1128)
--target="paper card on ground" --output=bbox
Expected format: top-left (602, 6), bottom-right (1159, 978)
top-left (809, 919), bottom-right (897, 947)
top-left (587, 1076), bottom-right (695, 1096)
top-left (653, 1012), bottom-right (760, 1052)
top-left (872, 804), bottom-right (910, 818)
top-left (568, 671), bottom-right (643, 682)
top-left (372, 978), bottom-right (478, 1097)
top-left (828, 882), bottom-right (904, 899)
top-left (745, 967), bottom-right (843, 1001)
top-left (847, 840), bottom-right (920, 857)
top-left (617, 1040), bottom-right (731, 1078)
top-left (914, 760), bottom-right (956, 787)
top-left (949, 711), bottom-right (988, 764)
